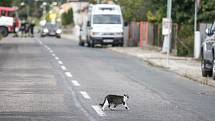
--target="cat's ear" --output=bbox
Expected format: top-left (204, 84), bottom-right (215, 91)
top-left (124, 94), bottom-right (129, 98)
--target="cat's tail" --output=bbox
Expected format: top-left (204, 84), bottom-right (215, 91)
top-left (99, 103), bottom-right (103, 107)
top-left (99, 97), bottom-right (106, 107)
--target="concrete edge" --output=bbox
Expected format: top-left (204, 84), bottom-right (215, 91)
top-left (109, 48), bottom-right (215, 88)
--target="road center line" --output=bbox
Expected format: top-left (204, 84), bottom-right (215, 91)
top-left (80, 91), bottom-right (91, 99)
top-left (55, 57), bottom-right (59, 60)
top-left (52, 54), bottom-right (56, 57)
top-left (61, 66), bottom-right (67, 71)
top-left (92, 105), bottom-right (106, 116)
top-left (71, 80), bottom-right (80, 86)
top-left (65, 72), bottom-right (72, 77)
top-left (58, 61), bottom-right (63, 65)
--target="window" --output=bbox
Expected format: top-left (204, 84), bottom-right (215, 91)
top-left (93, 15), bottom-right (121, 24)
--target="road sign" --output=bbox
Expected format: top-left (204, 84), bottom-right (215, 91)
top-left (162, 18), bottom-right (172, 35)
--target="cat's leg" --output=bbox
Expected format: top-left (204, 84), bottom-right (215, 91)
top-left (123, 103), bottom-right (129, 110)
top-left (102, 99), bottom-right (109, 111)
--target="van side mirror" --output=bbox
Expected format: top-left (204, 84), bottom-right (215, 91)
top-left (124, 22), bottom-right (128, 27)
top-left (87, 21), bottom-right (91, 27)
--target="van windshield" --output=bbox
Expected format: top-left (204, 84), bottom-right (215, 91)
top-left (93, 15), bottom-right (121, 24)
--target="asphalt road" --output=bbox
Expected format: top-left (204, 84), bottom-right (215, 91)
top-left (0, 36), bottom-right (215, 121)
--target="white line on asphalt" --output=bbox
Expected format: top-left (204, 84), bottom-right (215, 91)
top-left (65, 72), bottom-right (72, 77)
top-left (49, 50), bottom-right (54, 53)
top-left (61, 66), bottom-right (67, 71)
top-left (92, 105), bottom-right (106, 116)
top-left (55, 57), bottom-right (59, 60)
top-left (71, 80), bottom-right (80, 86)
top-left (52, 53), bottom-right (56, 57)
top-left (58, 61), bottom-right (63, 65)
top-left (80, 91), bottom-right (91, 99)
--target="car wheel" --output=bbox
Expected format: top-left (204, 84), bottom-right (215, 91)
top-left (0, 27), bottom-right (8, 37)
top-left (201, 60), bottom-right (207, 77)
top-left (208, 71), bottom-right (213, 77)
top-left (79, 41), bottom-right (85, 46)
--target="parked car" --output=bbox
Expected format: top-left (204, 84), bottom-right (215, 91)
top-left (201, 21), bottom-right (215, 78)
top-left (40, 23), bottom-right (62, 38)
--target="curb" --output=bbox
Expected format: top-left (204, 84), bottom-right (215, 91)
top-left (109, 47), bottom-right (215, 88)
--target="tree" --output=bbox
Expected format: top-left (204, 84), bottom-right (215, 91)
top-left (198, 0), bottom-right (215, 23)
top-left (117, 0), bottom-right (147, 22)
top-left (62, 8), bottom-right (74, 26)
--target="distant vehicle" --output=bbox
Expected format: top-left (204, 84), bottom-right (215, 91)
top-left (40, 23), bottom-right (62, 38)
top-left (79, 4), bottom-right (93, 46)
top-left (84, 4), bottom-right (124, 47)
top-left (0, 7), bottom-right (20, 37)
top-left (201, 21), bottom-right (215, 78)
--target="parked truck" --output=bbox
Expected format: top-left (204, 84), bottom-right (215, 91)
top-left (0, 7), bottom-right (20, 37)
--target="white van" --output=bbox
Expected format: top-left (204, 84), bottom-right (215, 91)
top-left (86, 4), bottom-right (124, 47)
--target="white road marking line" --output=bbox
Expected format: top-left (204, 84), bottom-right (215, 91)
top-left (80, 91), bottom-right (91, 99)
top-left (65, 72), bottom-right (72, 77)
top-left (71, 80), bottom-right (80, 86)
top-left (55, 57), bottom-right (59, 60)
top-left (92, 105), bottom-right (106, 116)
top-left (58, 61), bottom-right (63, 65)
top-left (61, 66), bottom-right (67, 71)
top-left (52, 53), bottom-right (56, 57)
top-left (49, 50), bottom-right (54, 53)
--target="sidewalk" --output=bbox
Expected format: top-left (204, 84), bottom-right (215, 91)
top-left (109, 47), bottom-right (215, 87)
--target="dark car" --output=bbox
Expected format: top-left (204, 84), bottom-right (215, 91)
top-left (201, 21), bottom-right (215, 78)
top-left (41, 23), bottom-right (62, 38)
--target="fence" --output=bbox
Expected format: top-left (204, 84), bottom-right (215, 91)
top-left (124, 21), bottom-right (177, 52)
top-left (124, 21), bottom-right (209, 56)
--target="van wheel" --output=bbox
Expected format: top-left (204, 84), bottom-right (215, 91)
top-left (0, 27), bottom-right (8, 37)
top-left (90, 40), bottom-right (95, 48)
top-left (79, 41), bottom-right (85, 46)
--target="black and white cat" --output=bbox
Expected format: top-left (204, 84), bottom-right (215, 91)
top-left (99, 94), bottom-right (129, 111)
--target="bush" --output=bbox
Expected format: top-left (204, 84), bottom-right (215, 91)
top-left (177, 25), bottom-right (194, 57)
top-left (62, 8), bottom-right (74, 26)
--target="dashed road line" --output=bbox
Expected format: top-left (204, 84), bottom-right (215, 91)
top-left (58, 61), bottom-right (63, 65)
top-left (61, 66), bottom-right (67, 71)
top-left (52, 53), bottom-right (56, 57)
top-left (80, 91), bottom-right (91, 99)
top-left (71, 80), bottom-right (80, 86)
top-left (92, 105), bottom-right (106, 116)
top-left (65, 72), bottom-right (72, 77)
top-left (49, 50), bottom-right (54, 53)
top-left (55, 57), bottom-right (59, 60)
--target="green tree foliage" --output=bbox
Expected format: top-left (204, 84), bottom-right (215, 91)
top-left (61, 8), bottom-right (74, 26)
top-left (0, 0), bottom-right (12, 7)
top-left (199, 0), bottom-right (215, 23)
top-left (117, 0), bottom-right (147, 22)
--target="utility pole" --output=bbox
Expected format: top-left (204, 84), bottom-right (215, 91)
top-left (194, 0), bottom-right (201, 59)
top-left (162, 0), bottom-right (172, 66)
